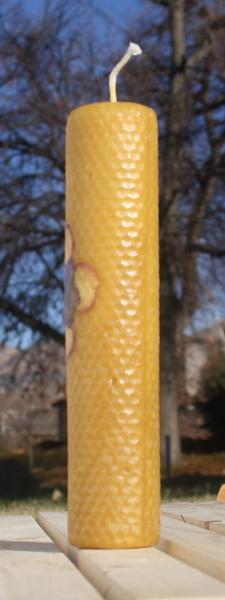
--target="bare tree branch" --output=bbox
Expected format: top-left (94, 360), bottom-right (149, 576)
top-left (189, 244), bottom-right (225, 258)
top-left (0, 297), bottom-right (64, 344)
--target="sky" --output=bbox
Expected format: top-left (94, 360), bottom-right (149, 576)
top-left (5, 0), bottom-right (145, 59)
top-left (5, 0), bottom-right (142, 24)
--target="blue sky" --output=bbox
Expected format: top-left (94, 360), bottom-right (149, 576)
top-left (6, 0), bottom-right (142, 23)
top-left (5, 0), bottom-right (144, 55)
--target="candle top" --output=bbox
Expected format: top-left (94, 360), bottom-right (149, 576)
top-left (67, 101), bottom-right (157, 127)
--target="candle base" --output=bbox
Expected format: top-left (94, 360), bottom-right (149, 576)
top-left (68, 522), bottom-right (160, 549)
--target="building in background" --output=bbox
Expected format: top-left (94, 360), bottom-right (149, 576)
top-left (0, 341), bottom-right (66, 452)
top-left (0, 321), bottom-right (224, 453)
top-left (179, 321), bottom-right (225, 446)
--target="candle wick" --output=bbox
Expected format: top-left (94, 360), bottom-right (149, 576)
top-left (109, 42), bottom-right (142, 103)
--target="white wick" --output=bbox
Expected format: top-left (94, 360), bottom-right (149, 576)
top-left (109, 42), bottom-right (142, 103)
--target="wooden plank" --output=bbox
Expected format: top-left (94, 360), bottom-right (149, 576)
top-left (162, 502), bottom-right (225, 511)
top-left (0, 515), bottom-right (102, 600)
top-left (0, 514), bottom-right (48, 540)
top-left (38, 511), bottom-right (225, 599)
top-left (159, 515), bottom-right (225, 584)
top-left (210, 521), bottom-right (225, 535)
top-left (162, 501), bottom-right (225, 513)
top-left (162, 502), bottom-right (225, 530)
top-left (38, 512), bottom-right (130, 600)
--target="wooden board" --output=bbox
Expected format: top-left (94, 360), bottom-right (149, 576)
top-left (159, 514), bottom-right (225, 584)
top-left (210, 521), bottom-right (225, 535)
top-left (162, 502), bottom-right (225, 530)
top-left (0, 515), bottom-right (102, 600)
top-left (162, 502), bottom-right (225, 535)
top-left (38, 511), bottom-right (225, 599)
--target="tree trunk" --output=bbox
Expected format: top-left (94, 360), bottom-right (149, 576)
top-left (160, 282), bottom-right (182, 468)
top-left (28, 444), bottom-right (34, 470)
top-left (160, 0), bottom-right (187, 467)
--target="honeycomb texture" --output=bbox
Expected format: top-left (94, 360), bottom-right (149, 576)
top-left (66, 102), bottom-right (160, 548)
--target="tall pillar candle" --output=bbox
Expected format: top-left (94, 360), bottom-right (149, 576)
top-left (65, 48), bottom-right (160, 549)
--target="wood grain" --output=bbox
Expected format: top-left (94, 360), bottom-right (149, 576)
top-left (38, 511), bottom-right (225, 599)
top-left (0, 515), bottom-right (102, 600)
top-left (159, 514), bottom-right (225, 584)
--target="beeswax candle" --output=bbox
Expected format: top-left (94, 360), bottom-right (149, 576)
top-left (66, 44), bottom-right (160, 549)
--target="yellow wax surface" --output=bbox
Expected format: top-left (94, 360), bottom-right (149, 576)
top-left (66, 102), bottom-right (160, 548)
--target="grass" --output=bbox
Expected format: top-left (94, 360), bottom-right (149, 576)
top-left (162, 452), bottom-right (225, 502)
top-left (174, 452), bottom-right (225, 477)
top-left (162, 477), bottom-right (222, 502)
top-left (0, 445), bottom-right (67, 515)
top-left (0, 481), bottom-right (219, 515)
top-left (0, 494), bottom-right (67, 516)
top-left (0, 448), bottom-right (224, 514)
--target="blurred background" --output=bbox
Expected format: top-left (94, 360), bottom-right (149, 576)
top-left (0, 0), bottom-right (225, 512)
